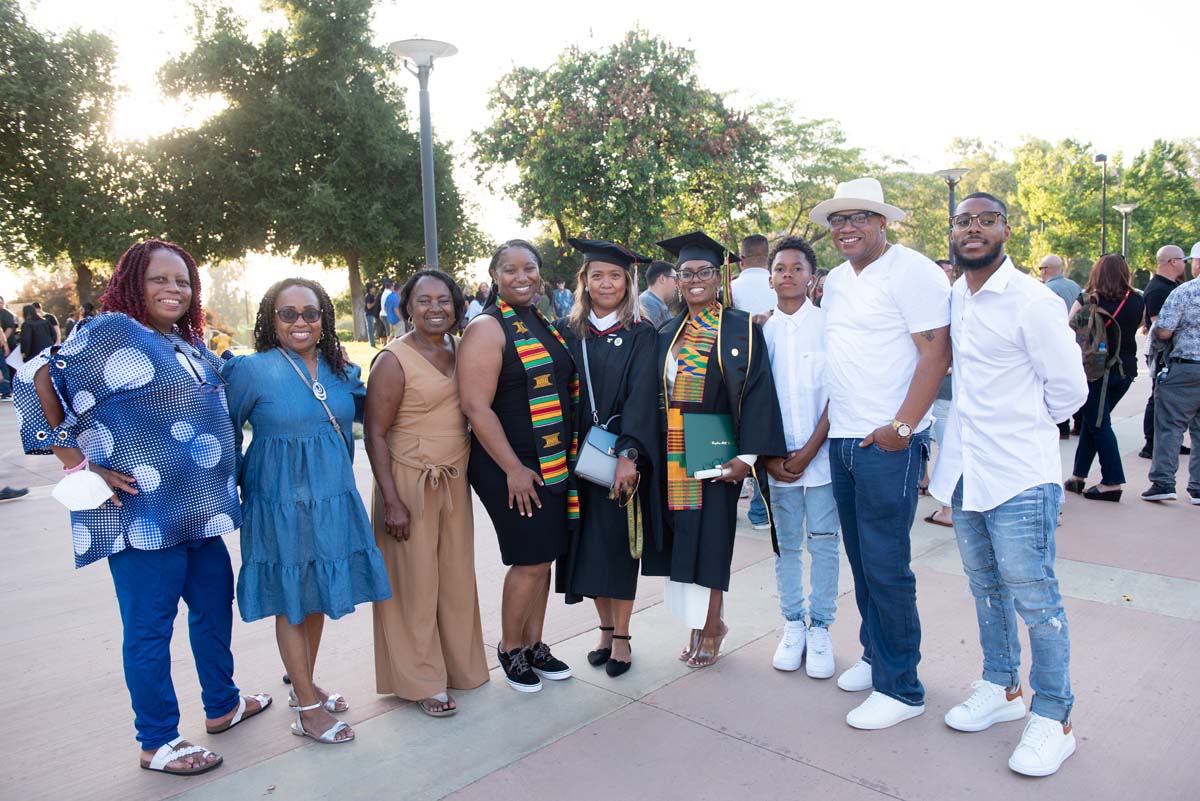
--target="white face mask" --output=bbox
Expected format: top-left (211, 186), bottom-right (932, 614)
top-left (52, 470), bottom-right (114, 511)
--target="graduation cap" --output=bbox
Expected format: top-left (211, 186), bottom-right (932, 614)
top-left (568, 237), bottom-right (653, 323)
top-left (567, 237), bottom-right (652, 271)
top-left (656, 231), bottom-right (740, 307)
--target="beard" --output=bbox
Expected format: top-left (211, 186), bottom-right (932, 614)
top-left (951, 239), bottom-right (1005, 270)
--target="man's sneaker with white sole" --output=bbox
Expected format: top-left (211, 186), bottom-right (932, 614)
top-left (944, 680), bottom-right (1026, 732)
top-left (1008, 713), bottom-right (1076, 776)
top-left (772, 620), bottom-right (806, 671)
top-left (837, 658), bottom-right (873, 692)
top-left (805, 626), bottom-right (835, 679)
top-left (846, 691), bottom-right (925, 730)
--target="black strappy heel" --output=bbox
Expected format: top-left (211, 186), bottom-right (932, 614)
top-left (588, 626), bottom-right (615, 666)
top-left (606, 634), bottom-right (632, 677)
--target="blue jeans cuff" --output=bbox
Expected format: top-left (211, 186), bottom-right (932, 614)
top-left (1030, 696), bottom-right (1072, 724)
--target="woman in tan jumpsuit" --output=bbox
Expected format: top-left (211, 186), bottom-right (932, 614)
top-left (365, 270), bottom-right (489, 716)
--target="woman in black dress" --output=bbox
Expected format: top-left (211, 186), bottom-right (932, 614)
top-left (459, 240), bottom-right (576, 693)
top-left (643, 231), bottom-right (786, 668)
top-left (1065, 253), bottom-right (1146, 502)
top-left (554, 238), bottom-right (661, 678)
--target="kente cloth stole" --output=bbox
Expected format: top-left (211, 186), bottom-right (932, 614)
top-left (496, 300), bottom-right (581, 518)
top-left (667, 305), bottom-right (721, 511)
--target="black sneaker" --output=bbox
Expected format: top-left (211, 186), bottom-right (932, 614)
top-left (498, 646), bottom-right (541, 693)
top-left (1189, 488), bottom-right (1200, 506)
top-left (528, 641), bottom-right (573, 680)
top-left (0, 486), bottom-right (29, 502)
top-left (1182, 445), bottom-right (1192, 456)
top-left (1141, 483), bottom-right (1177, 502)
top-left (1138, 446), bottom-right (1153, 459)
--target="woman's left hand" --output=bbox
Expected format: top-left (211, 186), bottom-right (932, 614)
top-left (716, 457), bottom-right (751, 484)
top-left (612, 455), bottom-right (638, 497)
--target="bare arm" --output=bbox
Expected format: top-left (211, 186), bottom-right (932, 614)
top-left (1156, 325), bottom-right (1175, 340)
top-left (363, 351), bottom-right (410, 540)
top-left (458, 314), bottom-right (543, 515)
top-left (861, 326), bottom-right (951, 450)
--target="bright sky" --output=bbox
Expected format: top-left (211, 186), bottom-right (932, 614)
top-left (6, 0), bottom-right (1190, 297)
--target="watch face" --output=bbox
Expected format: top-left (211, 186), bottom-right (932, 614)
top-left (898, 424), bottom-right (912, 437)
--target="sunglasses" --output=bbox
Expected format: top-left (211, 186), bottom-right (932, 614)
top-left (274, 307), bottom-right (322, 323)
top-left (175, 345), bottom-right (229, 394)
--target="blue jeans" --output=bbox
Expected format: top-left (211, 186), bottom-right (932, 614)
top-left (830, 433), bottom-right (928, 706)
top-left (1072, 373), bottom-right (1133, 485)
top-left (771, 483), bottom-right (840, 627)
top-left (951, 480), bottom-right (1073, 723)
top-left (748, 479), bottom-right (768, 525)
top-left (365, 314), bottom-right (378, 347)
top-left (108, 537), bottom-right (240, 750)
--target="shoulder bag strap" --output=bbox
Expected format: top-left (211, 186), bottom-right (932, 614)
top-left (277, 348), bottom-right (342, 435)
top-left (580, 332), bottom-right (600, 426)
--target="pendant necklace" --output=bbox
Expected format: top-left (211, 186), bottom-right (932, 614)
top-left (278, 348), bottom-right (327, 400)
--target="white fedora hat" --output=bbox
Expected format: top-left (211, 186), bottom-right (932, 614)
top-left (809, 177), bottom-right (906, 227)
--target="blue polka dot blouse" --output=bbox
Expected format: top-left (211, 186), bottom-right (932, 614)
top-left (12, 313), bottom-right (242, 568)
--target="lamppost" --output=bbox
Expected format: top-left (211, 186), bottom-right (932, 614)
top-left (1113, 202), bottom-right (1138, 260)
top-left (934, 168), bottom-right (969, 263)
top-left (1094, 153), bottom-right (1108, 254)
top-left (388, 38), bottom-right (458, 269)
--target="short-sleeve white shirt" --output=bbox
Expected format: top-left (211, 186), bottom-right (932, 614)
top-left (762, 302), bottom-right (831, 488)
top-left (823, 243), bottom-right (951, 438)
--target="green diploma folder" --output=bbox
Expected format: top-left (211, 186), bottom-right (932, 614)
top-left (683, 413), bottom-right (738, 476)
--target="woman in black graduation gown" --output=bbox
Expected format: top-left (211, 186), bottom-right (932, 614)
top-left (459, 240), bottom-right (576, 694)
top-left (554, 238), bottom-right (662, 678)
top-left (642, 231), bottom-right (786, 668)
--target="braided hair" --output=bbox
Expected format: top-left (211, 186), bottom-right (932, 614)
top-left (252, 277), bottom-right (347, 377)
top-left (99, 240), bottom-right (205, 344)
top-left (485, 239), bottom-right (542, 308)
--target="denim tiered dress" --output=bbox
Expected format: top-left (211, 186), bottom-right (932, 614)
top-left (223, 349), bottom-right (391, 624)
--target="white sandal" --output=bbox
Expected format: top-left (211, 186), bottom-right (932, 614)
top-left (206, 692), bottom-right (272, 734)
top-left (291, 702), bottom-right (355, 744)
top-left (140, 736), bottom-right (223, 775)
top-left (288, 688), bottom-right (348, 713)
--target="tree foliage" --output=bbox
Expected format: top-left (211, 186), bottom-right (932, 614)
top-left (0, 0), bottom-right (142, 303)
top-left (1120, 139), bottom-right (1200, 274)
top-left (473, 30), bottom-right (767, 252)
top-left (156, 0), bottom-right (484, 337)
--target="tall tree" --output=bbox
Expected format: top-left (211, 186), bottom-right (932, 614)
top-left (0, 0), bottom-right (140, 303)
top-left (473, 30), bottom-right (767, 252)
top-left (1120, 139), bottom-right (1200, 273)
top-left (157, 0), bottom-right (483, 338)
top-left (943, 138), bottom-right (1032, 268)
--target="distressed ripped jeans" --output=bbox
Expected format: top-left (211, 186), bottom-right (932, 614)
top-left (951, 479), bottom-right (1073, 723)
top-left (770, 483), bottom-right (840, 627)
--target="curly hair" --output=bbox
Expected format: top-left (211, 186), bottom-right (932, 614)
top-left (99, 240), bottom-right (205, 344)
top-left (252, 277), bottom-right (347, 377)
top-left (768, 236), bottom-right (819, 273)
top-left (398, 269), bottom-right (467, 329)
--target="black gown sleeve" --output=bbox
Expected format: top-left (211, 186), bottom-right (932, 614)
top-left (734, 321), bottom-right (786, 458)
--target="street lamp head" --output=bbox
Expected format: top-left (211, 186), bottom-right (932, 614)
top-left (1113, 203), bottom-right (1138, 214)
top-left (1094, 153), bottom-right (1108, 163)
top-left (388, 38), bottom-right (457, 68)
top-left (934, 168), bottom-right (969, 184)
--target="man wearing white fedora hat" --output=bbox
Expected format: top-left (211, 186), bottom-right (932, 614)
top-left (813, 177), bottom-right (951, 730)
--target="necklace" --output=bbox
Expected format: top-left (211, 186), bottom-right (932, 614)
top-left (278, 348), bottom-right (327, 400)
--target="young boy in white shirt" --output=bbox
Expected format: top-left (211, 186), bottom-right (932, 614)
top-left (760, 237), bottom-right (841, 679)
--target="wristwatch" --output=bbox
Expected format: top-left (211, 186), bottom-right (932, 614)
top-left (617, 448), bottom-right (639, 461)
top-left (890, 419), bottom-right (913, 438)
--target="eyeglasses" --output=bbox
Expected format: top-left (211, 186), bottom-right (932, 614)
top-left (274, 307), bottom-right (322, 323)
top-left (175, 345), bottom-right (229, 394)
top-left (678, 267), bottom-right (719, 282)
top-left (828, 212), bottom-right (877, 229)
top-left (950, 212), bottom-right (1007, 230)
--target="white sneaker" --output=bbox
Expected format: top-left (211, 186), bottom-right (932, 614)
top-left (751, 521), bottom-right (772, 531)
top-left (1008, 713), bottom-right (1077, 777)
top-left (805, 626), bottom-right (835, 679)
top-left (837, 658), bottom-right (873, 692)
top-left (846, 691), bottom-right (925, 730)
top-left (944, 680), bottom-right (1026, 732)
top-left (772, 620), bottom-right (806, 671)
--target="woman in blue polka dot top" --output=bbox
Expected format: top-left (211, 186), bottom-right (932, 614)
top-left (13, 240), bottom-right (271, 776)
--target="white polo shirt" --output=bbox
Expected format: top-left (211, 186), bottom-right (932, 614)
top-left (823, 243), bottom-right (951, 438)
top-left (930, 259), bottom-right (1088, 511)
top-left (730, 267), bottom-right (776, 315)
top-left (762, 301), bottom-right (831, 488)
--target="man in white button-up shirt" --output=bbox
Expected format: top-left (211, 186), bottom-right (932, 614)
top-left (930, 193), bottom-right (1088, 778)
top-left (759, 237), bottom-right (840, 680)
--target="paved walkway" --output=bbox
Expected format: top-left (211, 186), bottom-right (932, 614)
top-left (1, 356), bottom-right (1196, 801)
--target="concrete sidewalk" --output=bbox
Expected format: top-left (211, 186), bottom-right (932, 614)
top-left (1, 359), bottom-right (1196, 801)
